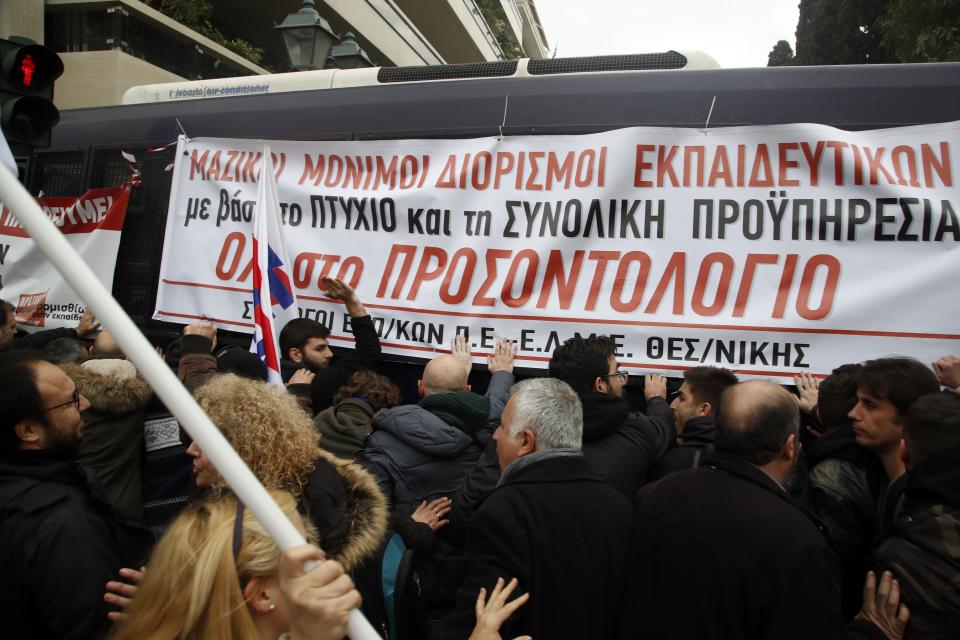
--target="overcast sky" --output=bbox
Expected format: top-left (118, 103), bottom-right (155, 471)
top-left (534, 0), bottom-right (800, 69)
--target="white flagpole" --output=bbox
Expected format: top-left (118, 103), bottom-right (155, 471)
top-left (0, 163), bottom-right (380, 640)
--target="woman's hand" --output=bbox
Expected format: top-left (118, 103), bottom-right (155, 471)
top-left (468, 577), bottom-right (531, 640)
top-left (279, 544), bottom-right (362, 640)
top-left (104, 566), bottom-right (145, 623)
top-left (411, 497), bottom-right (452, 531)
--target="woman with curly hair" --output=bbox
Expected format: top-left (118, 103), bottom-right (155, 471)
top-left (111, 490), bottom-right (361, 640)
top-left (313, 370), bottom-right (402, 461)
top-left (187, 374), bottom-right (388, 572)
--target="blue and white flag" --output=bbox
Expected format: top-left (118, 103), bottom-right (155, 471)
top-left (251, 145), bottom-right (299, 386)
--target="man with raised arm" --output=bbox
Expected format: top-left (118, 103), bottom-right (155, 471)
top-left (0, 300), bottom-right (99, 352)
top-left (277, 277), bottom-right (382, 413)
top-left (362, 335), bottom-right (515, 515)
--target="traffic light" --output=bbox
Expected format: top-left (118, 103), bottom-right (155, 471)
top-left (0, 38), bottom-right (64, 156)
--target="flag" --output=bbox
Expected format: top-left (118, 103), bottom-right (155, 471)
top-left (251, 145), bottom-right (299, 386)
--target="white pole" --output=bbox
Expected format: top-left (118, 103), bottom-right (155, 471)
top-left (0, 166), bottom-right (379, 640)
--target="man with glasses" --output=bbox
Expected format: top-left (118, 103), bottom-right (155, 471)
top-left (0, 350), bottom-right (152, 639)
top-left (547, 334), bottom-right (673, 499)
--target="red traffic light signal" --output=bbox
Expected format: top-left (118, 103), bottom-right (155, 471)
top-left (0, 39), bottom-right (64, 155)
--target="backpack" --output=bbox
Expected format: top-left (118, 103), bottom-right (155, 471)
top-left (352, 532), bottom-right (426, 640)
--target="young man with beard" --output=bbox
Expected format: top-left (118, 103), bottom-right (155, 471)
top-left (0, 351), bottom-right (153, 639)
top-left (278, 277), bottom-right (381, 413)
top-left (546, 334), bottom-right (673, 499)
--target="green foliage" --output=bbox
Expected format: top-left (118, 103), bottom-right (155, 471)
top-left (476, 0), bottom-right (524, 59)
top-left (882, 0), bottom-right (960, 61)
top-left (794, 0), bottom-right (893, 65)
top-left (767, 40), bottom-right (795, 66)
top-left (792, 0), bottom-right (960, 65)
top-left (145, 0), bottom-right (263, 65)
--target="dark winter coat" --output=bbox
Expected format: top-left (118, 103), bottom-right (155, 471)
top-left (314, 398), bottom-right (374, 460)
top-left (301, 449), bottom-right (388, 571)
top-left (649, 414), bottom-right (715, 480)
top-left (870, 448), bottom-right (960, 640)
top-left (805, 425), bottom-right (888, 619)
top-left (362, 370), bottom-right (512, 516)
top-left (447, 391), bottom-right (672, 543)
top-left (0, 449), bottom-right (154, 639)
top-left (619, 452), bottom-right (887, 640)
top-left (62, 362), bottom-right (152, 519)
top-left (279, 314), bottom-right (382, 413)
top-left (579, 392), bottom-right (673, 497)
top-left (432, 452), bottom-right (632, 640)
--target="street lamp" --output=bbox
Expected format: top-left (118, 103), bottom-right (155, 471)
top-left (274, 0), bottom-right (337, 71)
top-left (328, 32), bottom-right (373, 69)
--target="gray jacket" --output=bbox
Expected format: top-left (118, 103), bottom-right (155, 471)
top-left (361, 370), bottom-right (513, 515)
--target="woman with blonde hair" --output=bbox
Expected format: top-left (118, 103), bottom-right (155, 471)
top-left (187, 374), bottom-right (388, 571)
top-left (112, 490), bottom-right (360, 640)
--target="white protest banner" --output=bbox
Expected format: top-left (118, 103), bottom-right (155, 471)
top-left (1, 186), bottom-right (130, 330)
top-left (154, 123), bottom-right (960, 379)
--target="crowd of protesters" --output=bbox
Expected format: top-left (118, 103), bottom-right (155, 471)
top-left (0, 283), bottom-right (958, 640)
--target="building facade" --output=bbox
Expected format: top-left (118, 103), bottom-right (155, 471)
top-left (0, 0), bottom-right (549, 109)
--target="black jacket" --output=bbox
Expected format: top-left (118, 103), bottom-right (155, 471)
top-left (0, 449), bottom-right (154, 639)
top-left (432, 452), bottom-right (632, 640)
top-left (447, 391), bottom-right (671, 544)
top-left (3, 327), bottom-right (79, 351)
top-left (870, 448), bottom-right (960, 640)
top-left (280, 314), bottom-right (381, 413)
top-left (805, 426), bottom-right (888, 619)
top-left (649, 414), bottom-right (715, 480)
top-left (619, 452), bottom-right (886, 640)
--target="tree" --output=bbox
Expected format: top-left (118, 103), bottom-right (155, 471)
top-left (767, 40), bottom-right (795, 66)
top-left (144, 0), bottom-right (264, 66)
top-left (794, 0), bottom-right (893, 65)
top-left (882, 0), bottom-right (960, 62)
top-left (476, 0), bottom-right (524, 59)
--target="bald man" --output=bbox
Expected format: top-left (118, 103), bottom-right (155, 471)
top-left (619, 381), bottom-right (908, 640)
top-left (361, 336), bottom-right (516, 515)
top-left (91, 329), bottom-right (124, 359)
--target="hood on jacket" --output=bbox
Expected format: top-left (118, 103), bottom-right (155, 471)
top-left (327, 398), bottom-right (374, 433)
top-left (579, 391), bottom-right (630, 441)
top-left (314, 449), bottom-right (388, 570)
top-left (372, 404), bottom-right (477, 458)
top-left (61, 362), bottom-right (153, 417)
top-left (680, 415), bottom-right (715, 446)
